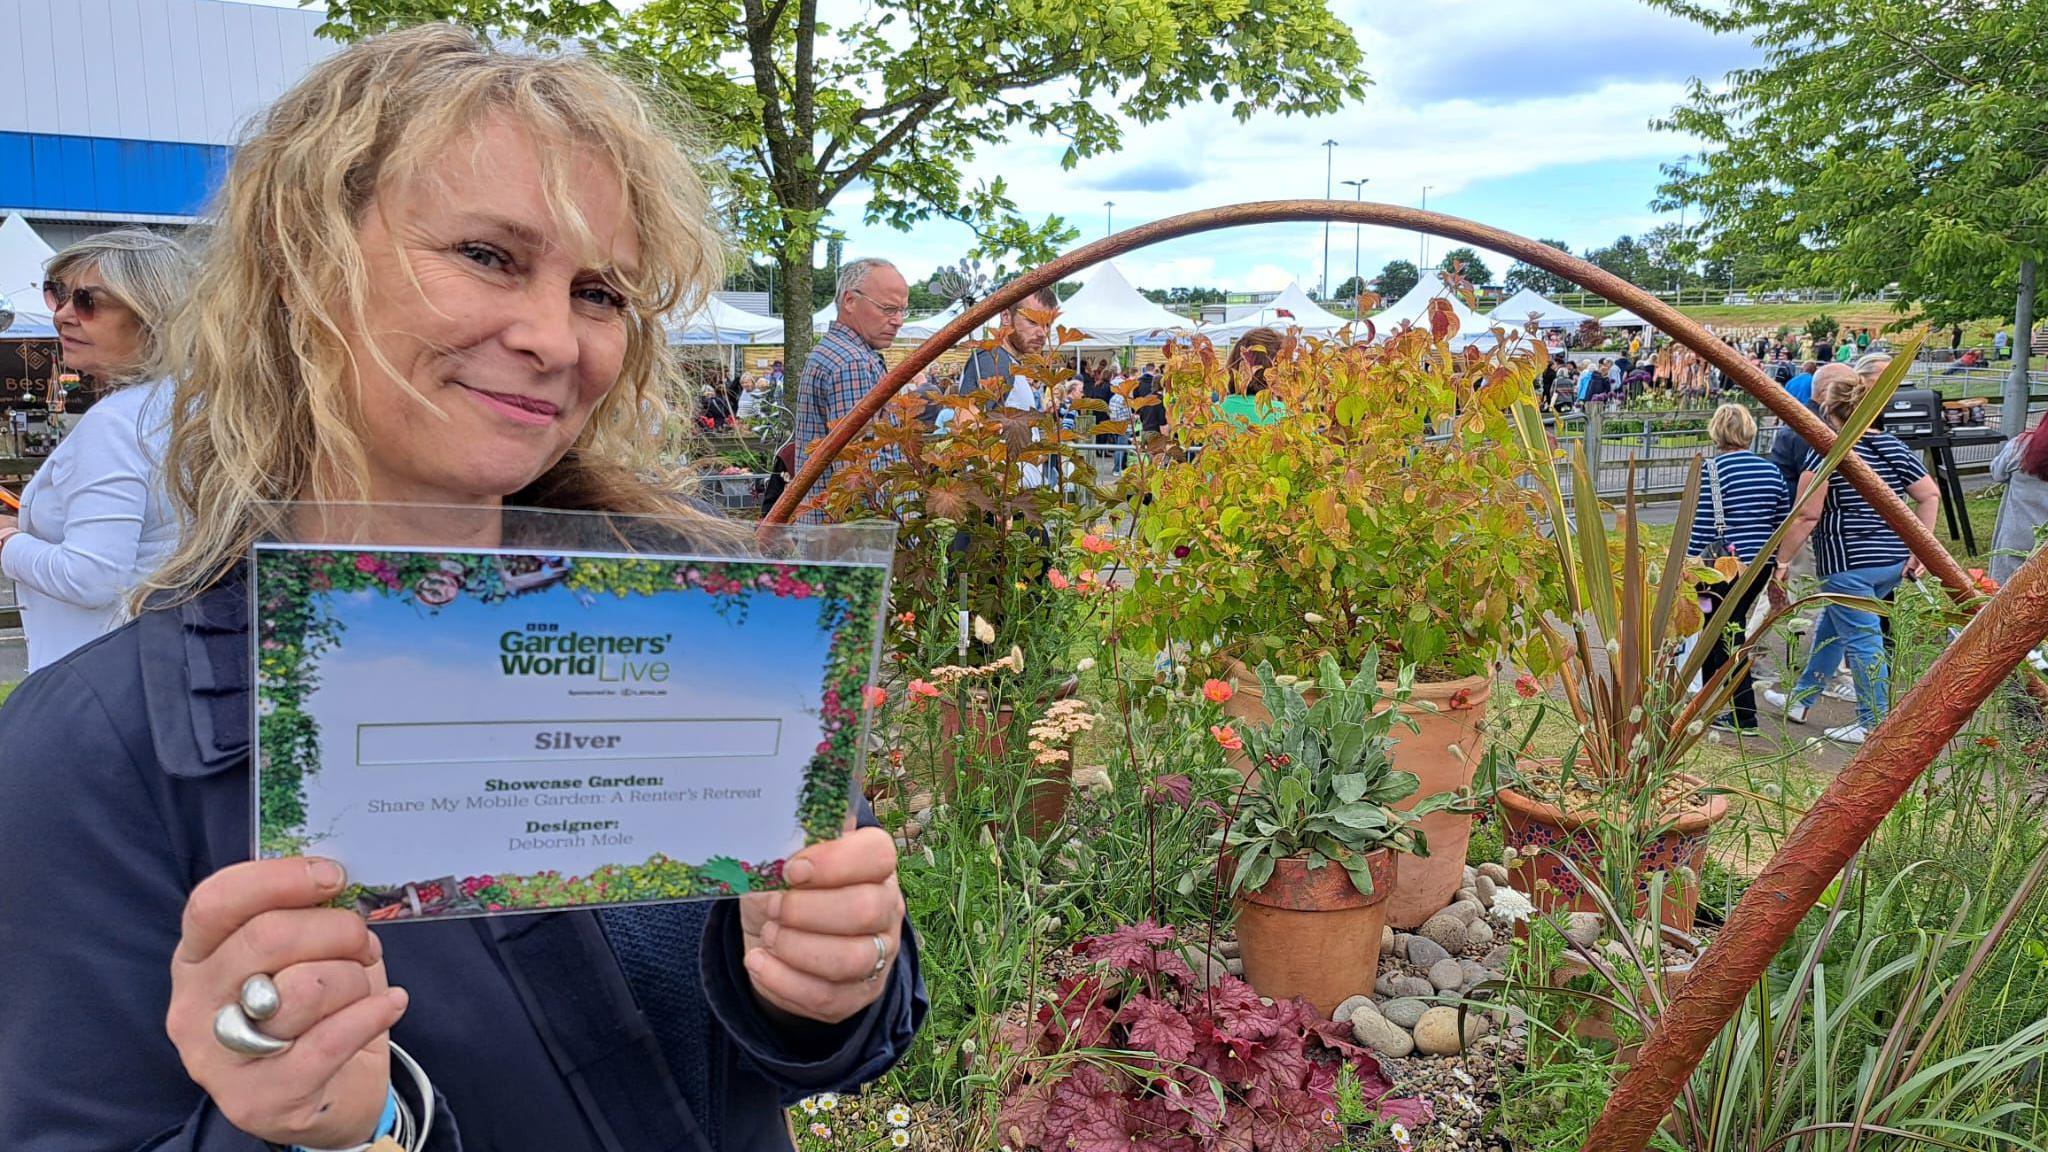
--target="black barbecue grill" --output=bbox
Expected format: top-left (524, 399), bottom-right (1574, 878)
top-left (1877, 388), bottom-right (2003, 555)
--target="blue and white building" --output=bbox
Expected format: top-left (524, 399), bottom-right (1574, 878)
top-left (2, 0), bottom-right (336, 251)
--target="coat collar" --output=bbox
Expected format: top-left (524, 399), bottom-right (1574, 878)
top-left (139, 567), bottom-right (251, 778)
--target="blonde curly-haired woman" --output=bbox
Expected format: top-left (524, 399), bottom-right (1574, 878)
top-left (0, 27), bottom-right (920, 1152)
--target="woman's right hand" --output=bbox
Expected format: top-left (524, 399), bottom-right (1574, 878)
top-left (167, 858), bottom-right (408, 1148)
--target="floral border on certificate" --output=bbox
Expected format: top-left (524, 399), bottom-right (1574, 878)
top-left (253, 548), bottom-right (885, 920)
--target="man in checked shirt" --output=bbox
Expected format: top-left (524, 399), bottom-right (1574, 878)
top-left (793, 257), bottom-right (908, 520)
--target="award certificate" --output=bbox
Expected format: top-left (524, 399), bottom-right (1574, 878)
top-left (251, 543), bottom-right (889, 921)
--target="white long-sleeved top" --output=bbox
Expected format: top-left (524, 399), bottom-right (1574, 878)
top-left (2, 381), bottom-right (178, 672)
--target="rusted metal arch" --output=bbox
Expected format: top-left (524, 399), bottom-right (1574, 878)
top-left (761, 198), bottom-right (1977, 604)
top-left (758, 202), bottom-right (2048, 1151)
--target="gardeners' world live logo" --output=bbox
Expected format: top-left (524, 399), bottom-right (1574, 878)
top-left (498, 622), bottom-right (674, 682)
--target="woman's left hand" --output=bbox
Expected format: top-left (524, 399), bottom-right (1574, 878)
top-left (1904, 557), bottom-right (1927, 580)
top-left (739, 825), bottom-right (904, 1025)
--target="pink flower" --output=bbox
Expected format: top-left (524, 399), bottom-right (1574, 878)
top-left (1079, 533), bottom-right (1113, 554)
top-left (1210, 724), bottom-right (1243, 753)
top-left (1202, 679), bottom-right (1234, 704)
top-left (907, 680), bottom-right (941, 704)
top-left (862, 685), bottom-right (889, 710)
top-left (1514, 673), bottom-right (1541, 699)
top-left (1047, 569), bottom-right (1071, 591)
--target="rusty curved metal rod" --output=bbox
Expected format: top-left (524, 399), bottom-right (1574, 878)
top-left (1584, 544), bottom-right (2048, 1150)
top-left (760, 198), bottom-right (1978, 604)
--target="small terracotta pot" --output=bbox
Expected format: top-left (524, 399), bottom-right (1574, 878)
top-left (1224, 661), bottom-right (1489, 928)
top-left (1233, 850), bottom-right (1397, 1018)
top-left (1497, 767), bottom-right (1730, 933)
top-left (931, 675), bottom-right (1081, 837)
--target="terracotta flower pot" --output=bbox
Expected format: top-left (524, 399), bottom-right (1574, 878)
top-left (1224, 661), bottom-right (1489, 928)
top-left (930, 675), bottom-right (1081, 837)
top-left (1497, 769), bottom-right (1730, 933)
top-left (1233, 850), bottom-right (1397, 1018)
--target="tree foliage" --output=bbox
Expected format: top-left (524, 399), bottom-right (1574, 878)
top-left (320, 0), bottom-right (1368, 373)
top-left (1503, 238), bottom-right (1576, 295)
top-left (1436, 246), bottom-right (1493, 287)
top-left (1371, 259), bottom-right (1420, 300)
top-left (1648, 0), bottom-right (2048, 324)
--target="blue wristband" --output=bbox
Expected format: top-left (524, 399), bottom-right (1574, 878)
top-left (290, 1087), bottom-right (399, 1152)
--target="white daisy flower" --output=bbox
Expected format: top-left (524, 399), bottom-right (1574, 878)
top-left (1488, 888), bottom-right (1537, 925)
top-left (891, 1131), bottom-right (911, 1149)
top-left (817, 1092), bottom-right (839, 1111)
top-left (800, 1097), bottom-right (818, 1115)
top-left (887, 1105), bottom-right (912, 1127)
top-left (1389, 1121), bottom-right (1411, 1145)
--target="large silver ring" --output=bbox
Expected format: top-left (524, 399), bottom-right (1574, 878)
top-left (213, 974), bottom-right (292, 1058)
top-left (865, 934), bottom-right (890, 982)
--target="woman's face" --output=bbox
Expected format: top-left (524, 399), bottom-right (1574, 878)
top-left (339, 114), bottom-right (641, 505)
top-left (51, 264), bottom-right (147, 380)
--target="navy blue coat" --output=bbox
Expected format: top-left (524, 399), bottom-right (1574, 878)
top-left (0, 572), bottom-right (925, 1151)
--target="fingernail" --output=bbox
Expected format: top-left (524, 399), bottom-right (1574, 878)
top-left (784, 858), bottom-right (814, 886)
top-left (387, 987), bottom-right (409, 1014)
top-left (367, 931), bottom-right (384, 962)
top-left (307, 858), bottom-right (345, 890)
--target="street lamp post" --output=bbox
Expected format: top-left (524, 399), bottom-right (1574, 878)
top-left (1105, 201), bottom-right (1116, 236)
top-left (1320, 140), bottom-right (1339, 297)
top-left (1419, 184), bottom-right (1435, 272)
top-left (1340, 177), bottom-right (1370, 301)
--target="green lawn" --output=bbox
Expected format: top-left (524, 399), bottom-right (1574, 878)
top-left (0, 682), bottom-right (12, 706)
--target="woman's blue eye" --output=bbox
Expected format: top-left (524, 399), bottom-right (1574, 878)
top-left (576, 284), bottom-right (627, 309)
top-left (459, 243), bottom-right (508, 268)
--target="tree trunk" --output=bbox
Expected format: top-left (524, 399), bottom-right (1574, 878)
top-left (2006, 258), bottom-right (2037, 440)
top-left (776, 254), bottom-right (815, 410)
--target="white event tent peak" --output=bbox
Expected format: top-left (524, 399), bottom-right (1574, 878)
top-left (1600, 308), bottom-right (1652, 329)
top-left (0, 214), bottom-right (58, 340)
top-left (1054, 263), bottom-right (1197, 345)
top-left (1205, 281), bottom-right (1352, 339)
top-left (1488, 287), bottom-right (1592, 330)
top-left (1369, 273), bottom-right (1498, 349)
top-left (666, 295), bottom-right (785, 346)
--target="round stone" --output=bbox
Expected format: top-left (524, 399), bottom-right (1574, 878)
top-left (1404, 936), bottom-right (1452, 970)
top-left (1455, 887), bottom-right (1479, 908)
top-left (1443, 899), bottom-right (1486, 926)
top-left (1392, 976), bottom-right (1437, 1000)
top-left (1475, 875), bottom-right (1498, 907)
top-left (1380, 997), bottom-right (1430, 1028)
top-left (1478, 862), bottom-right (1511, 886)
top-left (1413, 1006), bottom-right (1491, 1056)
top-left (1564, 912), bottom-right (1604, 950)
top-left (1427, 957), bottom-right (1464, 991)
top-left (1459, 959), bottom-right (1490, 988)
top-left (1334, 994), bottom-right (1375, 1024)
top-left (902, 820), bottom-right (923, 839)
top-left (907, 791), bottom-right (934, 813)
top-left (1380, 925), bottom-right (1396, 957)
top-left (1464, 919), bottom-right (1496, 951)
top-left (1420, 913), bottom-right (1470, 956)
top-left (1352, 1007), bottom-right (1416, 1057)
top-left (1375, 971), bottom-right (1402, 998)
top-left (1215, 938), bottom-right (1241, 959)
top-left (1223, 958), bottom-right (1244, 976)
top-left (1393, 932), bottom-right (1420, 960)
top-left (1461, 866), bottom-right (1478, 889)
top-left (1480, 944), bottom-right (1512, 972)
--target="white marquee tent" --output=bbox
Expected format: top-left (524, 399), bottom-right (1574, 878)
top-left (1204, 281), bottom-right (1353, 340)
top-left (0, 214), bottom-right (58, 340)
top-left (1369, 274), bottom-right (1499, 350)
top-left (666, 295), bottom-right (785, 346)
top-left (1055, 263), bottom-right (1197, 345)
top-left (1488, 287), bottom-right (1592, 331)
top-left (1600, 308), bottom-right (1652, 329)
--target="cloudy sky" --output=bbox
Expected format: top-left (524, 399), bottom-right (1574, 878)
top-left (244, 0), bottom-right (1761, 295)
top-left (819, 0), bottom-right (1763, 294)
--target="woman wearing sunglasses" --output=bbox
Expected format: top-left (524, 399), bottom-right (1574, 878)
top-left (0, 227), bottom-right (192, 671)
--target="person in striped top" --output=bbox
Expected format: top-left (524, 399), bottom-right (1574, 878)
top-left (1766, 365), bottom-right (1941, 744)
top-left (1688, 404), bottom-right (1791, 735)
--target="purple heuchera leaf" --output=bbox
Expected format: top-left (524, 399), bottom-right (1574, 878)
top-left (1144, 773), bottom-right (1193, 807)
top-left (1375, 1095), bottom-right (1437, 1127)
top-left (1121, 994), bottom-right (1197, 1064)
top-left (1088, 920), bottom-right (1178, 969)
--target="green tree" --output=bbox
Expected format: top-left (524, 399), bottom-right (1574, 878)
top-left (1332, 274), bottom-right (1367, 301)
top-left (320, 0), bottom-right (1368, 380)
top-left (1436, 247), bottom-right (1493, 286)
top-left (1371, 259), bottom-right (1420, 300)
top-left (1503, 239), bottom-right (1577, 295)
top-left (1648, 0), bottom-right (2048, 427)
